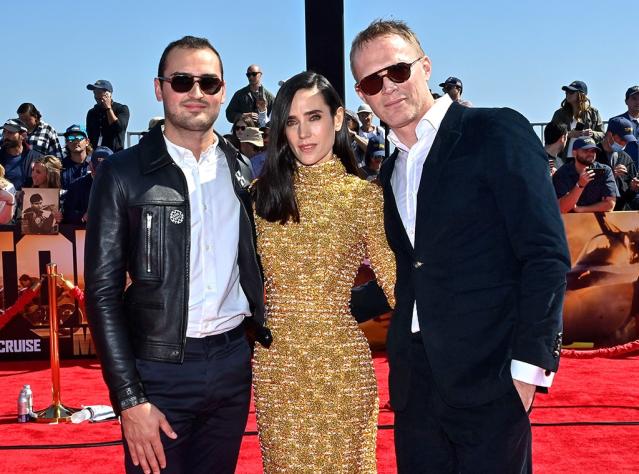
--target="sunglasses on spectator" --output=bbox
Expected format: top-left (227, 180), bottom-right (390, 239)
top-left (158, 74), bottom-right (223, 95)
top-left (66, 135), bottom-right (86, 142)
top-left (246, 71), bottom-right (262, 78)
top-left (234, 125), bottom-right (246, 132)
top-left (356, 57), bottom-right (424, 96)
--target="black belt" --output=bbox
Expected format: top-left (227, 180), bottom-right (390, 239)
top-left (186, 323), bottom-right (245, 347)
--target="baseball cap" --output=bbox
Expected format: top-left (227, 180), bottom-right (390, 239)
top-left (573, 137), bottom-right (597, 150)
top-left (345, 109), bottom-right (359, 123)
top-left (1, 118), bottom-right (27, 133)
top-left (64, 124), bottom-right (87, 138)
top-left (562, 80), bottom-right (588, 95)
top-left (89, 146), bottom-right (113, 169)
top-left (366, 136), bottom-right (385, 159)
top-left (357, 104), bottom-right (373, 114)
top-left (607, 117), bottom-right (637, 143)
top-left (239, 127), bottom-right (264, 147)
top-left (439, 77), bottom-right (463, 90)
top-left (626, 86), bottom-right (639, 101)
top-left (86, 80), bottom-right (113, 93)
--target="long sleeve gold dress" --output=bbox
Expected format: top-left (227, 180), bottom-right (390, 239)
top-left (253, 158), bottom-right (395, 473)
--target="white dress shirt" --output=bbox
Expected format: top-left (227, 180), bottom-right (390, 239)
top-left (388, 95), bottom-right (554, 387)
top-left (164, 134), bottom-right (250, 338)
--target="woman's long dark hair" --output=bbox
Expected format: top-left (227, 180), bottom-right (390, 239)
top-left (254, 71), bottom-right (359, 224)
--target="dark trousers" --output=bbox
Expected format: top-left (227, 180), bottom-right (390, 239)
top-left (394, 336), bottom-right (532, 474)
top-left (124, 326), bottom-right (252, 474)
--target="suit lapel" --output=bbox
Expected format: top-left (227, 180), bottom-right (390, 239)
top-left (414, 103), bottom-right (464, 244)
top-left (380, 149), bottom-right (415, 257)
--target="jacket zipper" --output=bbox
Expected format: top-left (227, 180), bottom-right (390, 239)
top-left (230, 153), bottom-right (265, 320)
top-left (172, 163), bottom-right (190, 363)
top-left (145, 212), bottom-right (152, 273)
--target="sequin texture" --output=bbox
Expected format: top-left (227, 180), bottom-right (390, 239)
top-left (253, 158), bottom-right (396, 473)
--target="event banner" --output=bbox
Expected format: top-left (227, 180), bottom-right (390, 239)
top-left (0, 225), bottom-right (91, 361)
top-left (1, 212), bottom-right (638, 361)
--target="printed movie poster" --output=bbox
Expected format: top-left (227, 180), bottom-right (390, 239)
top-left (20, 188), bottom-right (60, 235)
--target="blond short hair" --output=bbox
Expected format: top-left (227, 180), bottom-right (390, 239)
top-left (350, 19), bottom-right (425, 78)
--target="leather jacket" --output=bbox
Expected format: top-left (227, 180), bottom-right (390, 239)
top-left (84, 124), bottom-right (269, 413)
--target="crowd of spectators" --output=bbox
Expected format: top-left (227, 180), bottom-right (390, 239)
top-left (0, 78), bottom-right (126, 226)
top-left (1, 72), bottom-right (638, 232)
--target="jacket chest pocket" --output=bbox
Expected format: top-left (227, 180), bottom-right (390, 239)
top-left (131, 206), bottom-right (167, 281)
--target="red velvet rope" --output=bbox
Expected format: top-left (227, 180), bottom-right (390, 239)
top-left (0, 277), bottom-right (86, 331)
top-left (0, 283), bottom-right (42, 331)
top-left (561, 339), bottom-right (639, 358)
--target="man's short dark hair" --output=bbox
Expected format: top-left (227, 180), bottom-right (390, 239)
top-left (157, 36), bottom-right (224, 79)
top-left (30, 193), bottom-right (43, 204)
top-left (544, 122), bottom-right (568, 146)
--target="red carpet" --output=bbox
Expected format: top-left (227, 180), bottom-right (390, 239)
top-left (0, 354), bottom-right (637, 473)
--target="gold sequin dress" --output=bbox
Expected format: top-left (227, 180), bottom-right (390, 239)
top-left (253, 158), bottom-right (395, 473)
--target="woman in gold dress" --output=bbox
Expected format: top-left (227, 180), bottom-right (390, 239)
top-left (252, 71), bottom-right (395, 473)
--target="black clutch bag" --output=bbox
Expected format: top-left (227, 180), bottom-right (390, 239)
top-left (350, 279), bottom-right (392, 324)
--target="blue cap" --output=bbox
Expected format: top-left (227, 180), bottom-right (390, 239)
top-left (366, 136), bottom-right (385, 159)
top-left (562, 80), bottom-right (587, 95)
top-left (573, 137), bottom-right (597, 150)
top-left (608, 117), bottom-right (637, 143)
top-left (90, 146), bottom-right (113, 162)
top-left (439, 76), bottom-right (463, 92)
top-left (626, 86), bottom-right (639, 101)
top-left (64, 124), bottom-right (87, 137)
top-left (86, 80), bottom-right (113, 93)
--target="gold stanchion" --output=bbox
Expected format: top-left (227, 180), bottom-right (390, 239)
top-left (34, 263), bottom-right (79, 423)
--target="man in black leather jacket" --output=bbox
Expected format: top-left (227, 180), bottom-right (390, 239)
top-left (85, 36), bottom-right (271, 474)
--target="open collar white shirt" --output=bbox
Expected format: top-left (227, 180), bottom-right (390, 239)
top-left (388, 94), bottom-right (452, 334)
top-left (164, 134), bottom-right (250, 338)
top-left (387, 96), bottom-right (554, 387)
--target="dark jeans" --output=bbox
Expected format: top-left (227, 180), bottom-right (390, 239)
top-left (394, 335), bottom-right (532, 474)
top-left (124, 326), bottom-right (252, 474)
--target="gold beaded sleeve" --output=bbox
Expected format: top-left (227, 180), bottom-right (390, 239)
top-left (355, 181), bottom-right (396, 308)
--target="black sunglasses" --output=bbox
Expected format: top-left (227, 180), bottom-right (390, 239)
top-left (234, 125), bottom-right (246, 132)
top-left (356, 57), bottom-right (423, 96)
top-left (246, 71), bottom-right (261, 78)
top-left (158, 74), bottom-right (223, 95)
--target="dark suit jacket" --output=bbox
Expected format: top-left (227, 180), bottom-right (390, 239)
top-left (380, 102), bottom-right (570, 410)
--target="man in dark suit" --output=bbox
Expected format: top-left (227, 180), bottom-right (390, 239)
top-left (350, 20), bottom-right (570, 473)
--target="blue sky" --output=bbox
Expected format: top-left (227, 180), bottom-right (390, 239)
top-left (1, 0), bottom-right (635, 140)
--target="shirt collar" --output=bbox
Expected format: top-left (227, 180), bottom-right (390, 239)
top-left (163, 131), bottom-right (219, 167)
top-left (388, 94), bottom-right (453, 152)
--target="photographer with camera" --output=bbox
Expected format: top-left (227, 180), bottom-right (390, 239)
top-left (553, 137), bottom-right (617, 213)
top-left (86, 80), bottom-right (130, 152)
top-left (593, 117), bottom-right (639, 210)
top-left (551, 81), bottom-right (604, 159)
